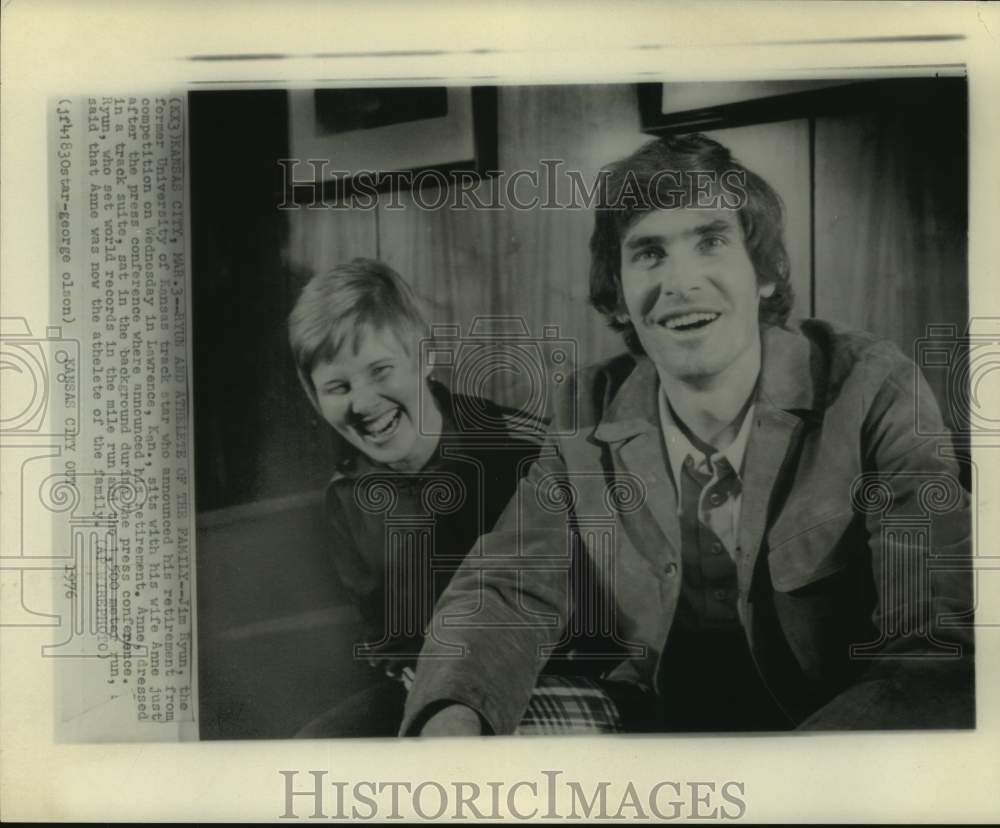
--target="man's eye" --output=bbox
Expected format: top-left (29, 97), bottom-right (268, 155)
top-left (698, 235), bottom-right (727, 253)
top-left (372, 364), bottom-right (393, 379)
top-left (323, 383), bottom-right (348, 396)
top-left (632, 247), bottom-right (665, 266)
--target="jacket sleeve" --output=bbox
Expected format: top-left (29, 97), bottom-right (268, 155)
top-left (801, 342), bottom-right (974, 729)
top-left (323, 484), bottom-right (381, 637)
top-left (399, 442), bottom-right (576, 735)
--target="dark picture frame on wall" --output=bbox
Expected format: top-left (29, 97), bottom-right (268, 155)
top-left (285, 85), bottom-right (498, 205)
top-left (636, 77), bottom-right (963, 135)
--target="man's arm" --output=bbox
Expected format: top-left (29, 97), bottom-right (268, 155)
top-left (400, 447), bottom-right (576, 736)
top-left (413, 703), bottom-right (485, 736)
top-left (802, 342), bottom-right (974, 729)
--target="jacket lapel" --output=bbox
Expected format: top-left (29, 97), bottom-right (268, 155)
top-left (593, 357), bottom-right (681, 565)
top-left (736, 404), bottom-right (803, 595)
top-left (737, 324), bottom-right (821, 594)
top-left (618, 431), bottom-right (682, 563)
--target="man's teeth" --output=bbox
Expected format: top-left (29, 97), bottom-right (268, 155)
top-left (663, 312), bottom-right (719, 330)
top-left (362, 409), bottom-right (400, 436)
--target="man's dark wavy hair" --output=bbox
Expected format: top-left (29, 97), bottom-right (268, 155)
top-left (589, 134), bottom-right (794, 354)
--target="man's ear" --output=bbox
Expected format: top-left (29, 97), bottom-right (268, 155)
top-left (759, 282), bottom-right (776, 299)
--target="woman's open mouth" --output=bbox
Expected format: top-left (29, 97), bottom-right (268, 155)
top-left (357, 407), bottom-right (402, 444)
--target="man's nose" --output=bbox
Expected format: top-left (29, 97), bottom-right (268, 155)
top-left (656, 252), bottom-right (704, 297)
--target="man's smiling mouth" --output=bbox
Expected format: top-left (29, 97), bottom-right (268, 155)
top-left (658, 310), bottom-right (721, 332)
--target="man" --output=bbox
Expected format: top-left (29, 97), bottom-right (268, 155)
top-left (402, 134), bottom-right (974, 736)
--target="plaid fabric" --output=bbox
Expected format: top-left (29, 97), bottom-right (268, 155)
top-left (399, 668), bottom-right (623, 734)
top-left (514, 674), bottom-right (622, 735)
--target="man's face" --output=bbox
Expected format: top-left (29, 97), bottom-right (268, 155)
top-left (310, 324), bottom-right (431, 469)
top-left (619, 207), bottom-right (773, 384)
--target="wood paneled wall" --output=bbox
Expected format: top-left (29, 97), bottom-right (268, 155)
top-left (287, 85), bottom-right (653, 406)
top-left (813, 86), bottom-right (968, 429)
top-left (285, 91), bottom-right (817, 415)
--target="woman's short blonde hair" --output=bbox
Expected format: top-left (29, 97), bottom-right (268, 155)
top-left (288, 258), bottom-right (428, 410)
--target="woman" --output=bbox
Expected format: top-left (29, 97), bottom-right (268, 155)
top-left (288, 258), bottom-right (639, 737)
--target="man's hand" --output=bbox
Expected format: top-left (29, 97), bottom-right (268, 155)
top-left (359, 639), bottom-right (418, 685)
top-left (419, 703), bottom-right (484, 736)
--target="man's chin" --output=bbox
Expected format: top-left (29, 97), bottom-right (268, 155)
top-left (652, 353), bottom-right (718, 382)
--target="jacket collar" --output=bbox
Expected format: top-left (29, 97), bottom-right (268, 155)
top-left (592, 355), bottom-right (661, 444)
top-left (757, 323), bottom-right (820, 414)
top-left (593, 323), bottom-right (819, 445)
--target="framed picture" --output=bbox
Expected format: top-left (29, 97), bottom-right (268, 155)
top-left (635, 77), bottom-right (952, 135)
top-left (286, 85), bottom-right (498, 204)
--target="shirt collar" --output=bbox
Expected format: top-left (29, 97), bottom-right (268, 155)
top-left (656, 383), bottom-right (755, 491)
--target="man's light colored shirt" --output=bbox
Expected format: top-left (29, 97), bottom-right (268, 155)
top-left (656, 386), bottom-right (755, 561)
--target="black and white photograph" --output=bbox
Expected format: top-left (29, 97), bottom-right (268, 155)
top-left (3, 1), bottom-right (1000, 822)
top-left (192, 77), bottom-right (974, 740)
